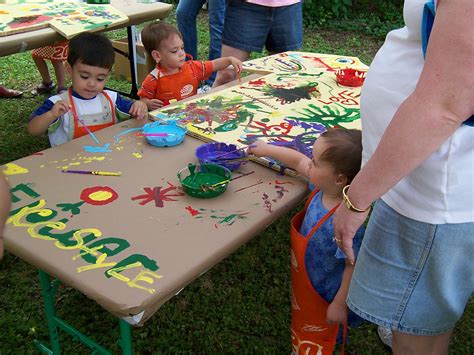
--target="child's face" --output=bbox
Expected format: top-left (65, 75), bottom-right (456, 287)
top-left (153, 34), bottom-right (186, 71)
top-left (308, 137), bottom-right (342, 192)
top-left (68, 61), bottom-right (110, 99)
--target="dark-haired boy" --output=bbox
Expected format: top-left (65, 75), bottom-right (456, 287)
top-left (28, 32), bottom-right (147, 146)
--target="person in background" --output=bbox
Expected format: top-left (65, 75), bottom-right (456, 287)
top-left (31, 42), bottom-right (69, 95)
top-left (0, 84), bottom-right (22, 98)
top-left (138, 22), bottom-right (242, 111)
top-left (213, 0), bottom-right (302, 86)
top-left (332, 0), bottom-right (473, 353)
top-left (176, 0), bottom-right (226, 88)
top-left (0, 173), bottom-right (11, 259)
top-left (28, 32), bottom-right (147, 147)
top-left (249, 129), bottom-right (365, 354)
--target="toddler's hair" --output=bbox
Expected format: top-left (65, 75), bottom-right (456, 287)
top-left (141, 21), bottom-right (182, 55)
top-left (319, 128), bottom-right (362, 183)
top-left (67, 32), bottom-right (115, 70)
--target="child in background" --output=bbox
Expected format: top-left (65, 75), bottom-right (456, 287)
top-left (31, 42), bottom-right (69, 95)
top-left (0, 84), bottom-right (22, 98)
top-left (0, 173), bottom-right (10, 259)
top-left (249, 128), bottom-right (365, 354)
top-left (138, 22), bottom-right (242, 110)
top-left (28, 32), bottom-right (147, 147)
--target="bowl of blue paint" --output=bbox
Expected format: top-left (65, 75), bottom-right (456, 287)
top-left (195, 142), bottom-right (246, 171)
top-left (142, 121), bottom-right (187, 147)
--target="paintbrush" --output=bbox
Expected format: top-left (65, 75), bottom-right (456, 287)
top-left (211, 156), bottom-right (254, 164)
top-left (62, 169), bottom-right (121, 176)
top-left (78, 119), bottom-right (100, 144)
top-left (213, 145), bottom-right (254, 160)
top-left (134, 133), bottom-right (170, 137)
top-left (201, 171), bottom-right (255, 191)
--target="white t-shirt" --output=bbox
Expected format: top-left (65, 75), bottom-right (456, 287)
top-left (361, 0), bottom-right (474, 224)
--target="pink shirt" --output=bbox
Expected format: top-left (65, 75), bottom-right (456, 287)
top-left (246, 0), bottom-right (300, 6)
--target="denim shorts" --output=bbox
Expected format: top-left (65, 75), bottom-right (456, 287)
top-left (347, 199), bottom-right (474, 336)
top-left (222, 0), bottom-right (303, 53)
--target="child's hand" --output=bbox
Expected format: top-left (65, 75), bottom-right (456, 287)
top-left (50, 100), bottom-right (70, 118)
top-left (147, 99), bottom-right (165, 111)
top-left (326, 301), bottom-right (348, 325)
top-left (248, 140), bottom-right (268, 157)
top-left (130, 100), bottom-right (148, 120)
top-left (229, 57), bottom-right (243, 83)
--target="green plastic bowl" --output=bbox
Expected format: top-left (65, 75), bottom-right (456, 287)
top-left (177, 163), bottom-right (232, 198)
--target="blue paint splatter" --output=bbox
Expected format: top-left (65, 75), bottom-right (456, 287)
top-left (83, 143), bottom-right (112, 153)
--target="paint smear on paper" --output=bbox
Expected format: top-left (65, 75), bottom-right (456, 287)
top-left (3, 163), bottom-right (29, 175)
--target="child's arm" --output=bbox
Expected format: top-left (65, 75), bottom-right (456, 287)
top-left (114, 93), bottom-right (148, 120)
top-left (138, 73), bottom-right (164, 111)
top-left (211, 56), bottom-right (243, 79)
top-left (28, 100), bottom-right (70, 136)
top-left (248, 140), bottom-right (312, 177)
top-left (129, 100), bottom-right (148, 120)
top-left (326, 260), bottom-right (354, 324)
top-left (140, 97), bottom-right (165, 111)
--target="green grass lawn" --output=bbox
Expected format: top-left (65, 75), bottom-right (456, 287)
top-left (0, 8), bottom-right (472, 354)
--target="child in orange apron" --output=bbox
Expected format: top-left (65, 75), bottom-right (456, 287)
top-left (138, 22), bottom-right (243, 111)
top-left (28, 33), bottom-right (147, 147)
top-left (249, 128), bottom-right (366, 354)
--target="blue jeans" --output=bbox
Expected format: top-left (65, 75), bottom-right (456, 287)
top-left (176, 0), bottom-right (226, 85)
top-left (222, 0), bottom-right (303, 53)
top-left (347, 199), bottom-right (474, 336)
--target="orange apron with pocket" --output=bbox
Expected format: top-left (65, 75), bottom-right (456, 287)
top-left (68, 88), bottom-right (116, 139)
top-left (290, 189), bottom-right (346, 354)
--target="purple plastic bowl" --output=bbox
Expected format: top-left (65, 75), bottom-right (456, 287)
top-left (195, 142), bottom-right (246, 171)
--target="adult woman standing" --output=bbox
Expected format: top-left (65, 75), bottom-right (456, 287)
top-left (333, 0), bottom-right (473, 353)
top-left (212, 0), bottom-right (302, 86)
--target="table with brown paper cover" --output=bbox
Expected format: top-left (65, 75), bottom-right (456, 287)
top-left (3, 118), bottom-right (308, 353)
top-left (0, 0), bottom-right (172, 99)
top-left (0, 0), bottom-right (172, 57)
top-left (3, 51), bottom-right (367, 352)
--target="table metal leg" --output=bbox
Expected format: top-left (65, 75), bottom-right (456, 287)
top-left (38, 270), bottom-right (61, 354)
top-left (109, 26), bottom-right (140, 99)
top-left (35, 270), bottom-right (132, 354)
top-left (118, 319), bottom-right (133, 354)
top-left (127, 26), bottom-right (139, 99)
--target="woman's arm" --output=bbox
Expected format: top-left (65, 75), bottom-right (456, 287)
top-left (333, 0), bottom-right (474, 263)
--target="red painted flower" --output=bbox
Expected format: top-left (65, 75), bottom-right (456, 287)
top-left (80, 186), bottom-right (118, 206)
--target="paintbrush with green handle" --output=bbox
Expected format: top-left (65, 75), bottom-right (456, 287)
top-left (200, 171), bottom-right (255, 191)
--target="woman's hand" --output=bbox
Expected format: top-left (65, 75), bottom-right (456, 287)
top-left (333, 203), bottom-right (369, 265)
